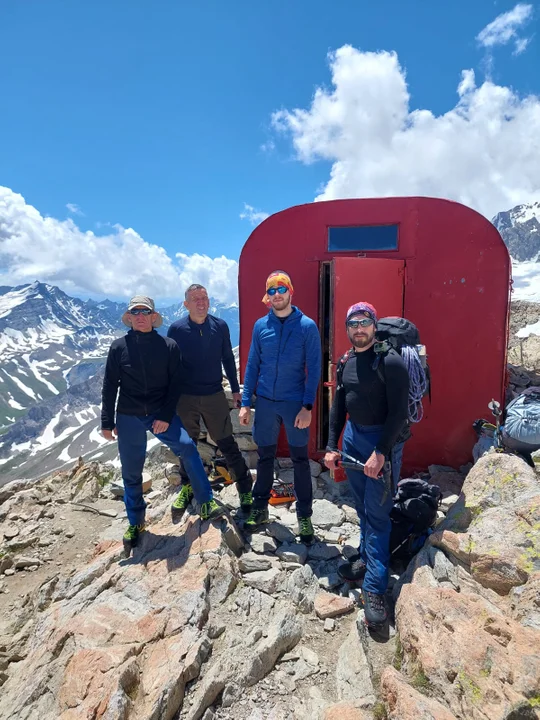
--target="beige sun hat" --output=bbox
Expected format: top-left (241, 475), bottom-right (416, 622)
top-left (121, 295), bottom-right (163, 328)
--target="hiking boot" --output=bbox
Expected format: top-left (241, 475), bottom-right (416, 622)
top-left (122, 523), bottom-right (145, 558)
top-left (338, 553), bottom-right (367, 582)
top-left (244, 506), bottom-right (270, 531)
top-left (362, 589), bottom-right (388, 627)
top-left (298, 516), bottom-right (315, 545)
top-left (171, 484), bottom-right (194, 519)
top-left (200, 498), bottom-right (226, 522)
top-left (238, 491), bottom-right (253, 514)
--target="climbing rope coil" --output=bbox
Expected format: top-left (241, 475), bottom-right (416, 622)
top-left (401, 345), bottom-right (428, 424)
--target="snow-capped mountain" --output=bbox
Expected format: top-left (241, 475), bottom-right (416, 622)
top-left (493, 201), bottom-right (540, 262)
top-left (0, 282), bottom-right (123, 427)
top-left (493, 201), bottom-right (540, 303)
top-left (0, 282), bottom-right (239, 482)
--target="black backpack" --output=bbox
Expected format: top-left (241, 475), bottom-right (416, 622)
top-left (389, 478), bottom-right (442, 560)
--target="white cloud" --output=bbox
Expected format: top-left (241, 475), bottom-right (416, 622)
top-left (175, 253), bottom-right (239, 306)
top-left (271, 45), bottom-right (540, 220)
top-left (66, 202), bottom-right (84, 216)
top-left (476, 3), bottom-right (533, 51)
top-left (0, 186), bottom-right (238, 304)
top-left (239, 203), bottom-right (270, 226)
top-left (513, 36), bottom-right (531, 55)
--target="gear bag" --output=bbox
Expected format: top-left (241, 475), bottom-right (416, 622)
top-left (389, 478), bottom-right (442, 560)
top-left (503, 388), bottom-right (540, 448)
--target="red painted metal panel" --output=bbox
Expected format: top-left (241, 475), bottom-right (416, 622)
top-left (238, 197), bottom-right (511, 473)
top-left (331, 257), bottom-right (405, 363)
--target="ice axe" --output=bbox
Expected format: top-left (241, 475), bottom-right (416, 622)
top-left (336, 450), bottom-right (391, 505)
top-left (488, 399), bottom-right (503, 450)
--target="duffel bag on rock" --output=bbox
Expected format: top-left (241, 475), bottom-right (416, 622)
top-left (504, 387), bottom-right (540, 447)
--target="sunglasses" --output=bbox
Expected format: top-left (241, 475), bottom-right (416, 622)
top-left (129, 308), bottom-right (153, 316)
top-left (267, 286), bottom-right (288, 296)
top-left (347, 318), bottom-right (374, 328)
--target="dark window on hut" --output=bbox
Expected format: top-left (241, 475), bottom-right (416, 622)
top-left (328, 225), bottom-right (398, 252)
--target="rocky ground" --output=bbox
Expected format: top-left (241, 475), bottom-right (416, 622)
top-left (1, 440), bottom-right (538, 719)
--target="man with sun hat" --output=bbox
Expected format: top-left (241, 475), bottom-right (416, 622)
top-left (101, 294), bottom-right (225, 557)
top-left (239, 271), bottom-right (322, 544)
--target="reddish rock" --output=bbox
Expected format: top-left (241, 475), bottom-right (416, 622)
top-left (381, 666), bottom-right (458, 720)
top-left (314, 591), bottom-right (354, 619)
top-left (396, 583), bottom-right (540, 719)
top-left (323, 702), bottom-right (372, 720)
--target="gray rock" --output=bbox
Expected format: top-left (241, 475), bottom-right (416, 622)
top-left (287, 564), bottom-right (320, 614)
top-left (311, 499), bottom-right (345, 529)
top-left (185, 606), bottom-right (302, 720)
top-left (308, 542), bottom-right (340, 561)
top-left (276, 543), bottom-right (308, 565)
top-left (14, 556), bottom-right (42, 569)
top-left (209, 555), bottom-right (238, 604)
top-left (336, 626), bottom-right (375, 704)
top-left (429, 547), bottom-right (459, 588)
top-left (317, 573), bottom-right (341, 590)
top-left (300, 646), bottom-right (319, 666)
top-left (341, 504), bottom-right (359, 525)
top-left (293, 658), bottom-right (318, 680)
top-left (238, 553), bottom-right (273, 573)
top-left (320, 529), bottom-right (342, 544)
top-left (440, 493), bottom-right (460, 512)
top-left (0, 553), bottom-right (14, 574)
top-left (220, 517), bottom-right (245, 556)
top-left (266, 522), bottom-right (296, 544)
top-left (242, 568), bottom-right (282, 594)
top-left (236, 435), bottom-right (258, 452)
top-left (309, 460), bottom-right (323, 478)
top-left (248, 534), bottom-right (277, 554)
top-left (324, 618), bottom-right (336, 632)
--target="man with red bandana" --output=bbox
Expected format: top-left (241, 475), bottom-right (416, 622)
top-left (239, 271), bottom-right (322, 544)
top-left (323, 301), bottom-right (409, 627)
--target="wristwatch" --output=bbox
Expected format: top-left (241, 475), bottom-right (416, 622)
top-left (303, 404), bottom-right (313, 411)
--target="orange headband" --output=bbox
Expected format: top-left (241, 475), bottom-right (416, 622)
top-left (262, 272), bottom-right (294, 306)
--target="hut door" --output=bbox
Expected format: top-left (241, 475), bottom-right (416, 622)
top-left (318, 257), bottom-right (405, 451)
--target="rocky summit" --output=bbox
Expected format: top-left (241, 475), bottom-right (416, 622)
top-left (0, 443), bottom-right (539, 719)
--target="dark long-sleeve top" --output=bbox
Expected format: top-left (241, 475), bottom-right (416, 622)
top-left (167, 314), bottom-right (240, 395)
top-left (101, 329), bottom-right (182, 429)
top-left (327, 347), bottom-right (409, 457)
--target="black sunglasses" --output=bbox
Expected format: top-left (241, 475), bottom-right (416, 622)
top-left (347, 318), bottom-right (374, 328)
top-left (129, 308), bottom-right (153, 316)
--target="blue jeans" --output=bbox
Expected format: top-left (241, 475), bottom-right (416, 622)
top-left (342, 421), bottom-right (405, 595)
top-left (116, 412), bottom-right (213, 526)
top-left (252, 397), bottom-right (312, 517)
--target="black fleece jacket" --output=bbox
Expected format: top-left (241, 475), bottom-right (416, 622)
top-left (327, 347), bottom-right (409, 457)
top-left (101, 330), bottom-right (182, 430)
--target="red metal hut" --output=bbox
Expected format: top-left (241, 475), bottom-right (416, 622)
top-left (238, 197), bottom-right (511, 473)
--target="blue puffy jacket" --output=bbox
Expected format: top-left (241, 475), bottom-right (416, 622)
top-left (241, 307), bottom-right (322, 407)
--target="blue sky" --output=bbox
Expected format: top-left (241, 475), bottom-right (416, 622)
top-left (0, 1), bottom-right (539, 302)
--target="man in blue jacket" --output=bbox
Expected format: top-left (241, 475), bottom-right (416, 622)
top-left (239, 271), bottom-right (322, 544)
top-left (167, 284), bottom-right (253, 517)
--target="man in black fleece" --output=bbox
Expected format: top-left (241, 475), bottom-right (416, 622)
top-left (101, 295), bottom-right (224, 557)
top-left (167, 284), bottom-right (252, 516)
top-left (323, 301), bottom-right (409, 627)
